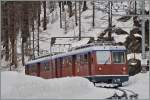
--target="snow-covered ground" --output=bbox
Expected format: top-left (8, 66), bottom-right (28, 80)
top-left (122, 72), bottom-right (149, 99)
top-left (1, 71), bottom-right (149, 99)
top-left (1, 71), bottom-right (114, 99)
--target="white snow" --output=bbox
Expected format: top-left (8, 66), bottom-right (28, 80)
top-left (134, 33), bottom-right (142, 38)
top-left (1, 71), bottom-right (114, 99)
top-left (121, 72), bottom-right (149, 99)
top-left (1, 71), bottom-right (149, 99)
top-left (112, 33), bottom-right (128, 43)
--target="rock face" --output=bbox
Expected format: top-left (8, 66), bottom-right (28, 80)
top-left (128, 58), bottom-right (141, 76)
top-left (124, 33), bottom-right (142, 53)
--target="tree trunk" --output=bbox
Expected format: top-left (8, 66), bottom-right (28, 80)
top-left (67, 1), bottom-right (72, 17)
top-left (82, 1), bottom-right (88, 11)
top-left (75, 1), bottom-right (78, 26)
top-left (21, 2), bottom-right (30, 65)
top-left (59, 2), bottom-right (62, 28)
top-left (43, 1), bottom-right (47, 30)
top-left (92, 1), bottom-right (95, 28)
top-left (134, 1), bottom-right (137, 14)
top-left (22, 41), bottom-right (25, 65)
top-left (108, 1), bottom-right (112, 40)
top-left (8, 2), bottom-right (17, 67)
top-left (5, 35), bottom-right (9, 61)
top-left (37, 3), bottom-right (41, 56)
top-left (32, 20), bottom-right (35, 59)
top-left (79, 1), bottom-right (81, 40)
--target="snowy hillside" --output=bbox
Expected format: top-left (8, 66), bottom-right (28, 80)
top-left (38, 1), bottom-right (134, 54)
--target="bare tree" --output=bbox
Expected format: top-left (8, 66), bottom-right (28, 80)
top-left (79, 1), bottom-right (81, 40)
top-left (92, 1), bottom-right (95, 27)
top-left (67, 1), bottom-right (73, 17)
top-left (59, 1), bottom-right (62, 28)
top-left (108, 1), bottom-right (112, 40)
top-left (82, 1), bottom-right (88, 11)
top-left (21, 2), bottom-right (30, 65)
top-left (1, 2), bottom-right (9, 61)
top-left (75, 1), bottom-right (78, 26)
top-left (37, 1), bottom-right (41, 56)
top-left (8, 2), bottom-right (18, 67)
top-left (43, 1), bottom-right (47, 30)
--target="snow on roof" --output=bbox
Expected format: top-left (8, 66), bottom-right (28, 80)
top-left (26, 45), bottom-right (126, 65)
top-left (71, 38), bottom-right (90, 48)
top-left (1, 71), bottom-right (114, 99)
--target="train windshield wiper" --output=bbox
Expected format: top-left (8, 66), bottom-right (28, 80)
top-left (104, 57), bottom-right (110, 65)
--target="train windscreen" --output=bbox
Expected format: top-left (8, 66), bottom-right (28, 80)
top-left (112, 51), bottom-right (125, 64)
top-left (96, 51), bottom-right (111, 64)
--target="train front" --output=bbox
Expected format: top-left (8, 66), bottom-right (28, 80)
top-left (91, 45), bottom-right (129, 85)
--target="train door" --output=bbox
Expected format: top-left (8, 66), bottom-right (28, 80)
top-left (59, 58), bottom-right (63, 77)
top-left (81, 53), bottom-right (89, 76)
top-left (52, 59), bottom-right (56, 78)
top-left (37, 63), bottom-right (40, 77)
top-left (25, 65), bottom-right (29, 75)
top-left (55, 59), bottom-right (58, 78)
top-left (88, 52), bottom-right (92, 75)
top-left (91, 51), bottom-right (96, 75)
top-left (72, 55), bottom-right (76, 76)
top-left (75, 54), bottom-right (83, 76)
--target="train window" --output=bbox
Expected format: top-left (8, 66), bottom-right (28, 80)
top-left (43, 63), bottom-right (50, 71)
top-left (62, 58), bottom-right (65, 65)
top-left (112, 52), bottom-right (125, 64)
top-left (96, 51), bottom-right (111, 64)
top-left (29, 65), bottom-right (37, 72)
top-left (80, 55), bottom-right (84, 64)
top-left (84, 54), bottom-right (88, 63)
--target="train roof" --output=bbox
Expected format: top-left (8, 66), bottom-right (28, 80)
top-left (25, 45), bottom-right (126, 65)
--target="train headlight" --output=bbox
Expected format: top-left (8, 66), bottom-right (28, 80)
top-left (99, 67), bottom-right (102, 71)
top-left (123, 67), bottom-right (126, 71)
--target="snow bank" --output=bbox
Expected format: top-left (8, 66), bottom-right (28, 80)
top-left (1, 71), bottom-right (114, 99)
top-left (121, 72), bottom-right (149, 99)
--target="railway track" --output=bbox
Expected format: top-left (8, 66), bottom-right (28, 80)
top-left (95, 83), bottom-right (138, 100)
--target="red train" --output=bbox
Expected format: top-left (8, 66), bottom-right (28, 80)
top-left (25, 44), bottom-right (129, 85)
